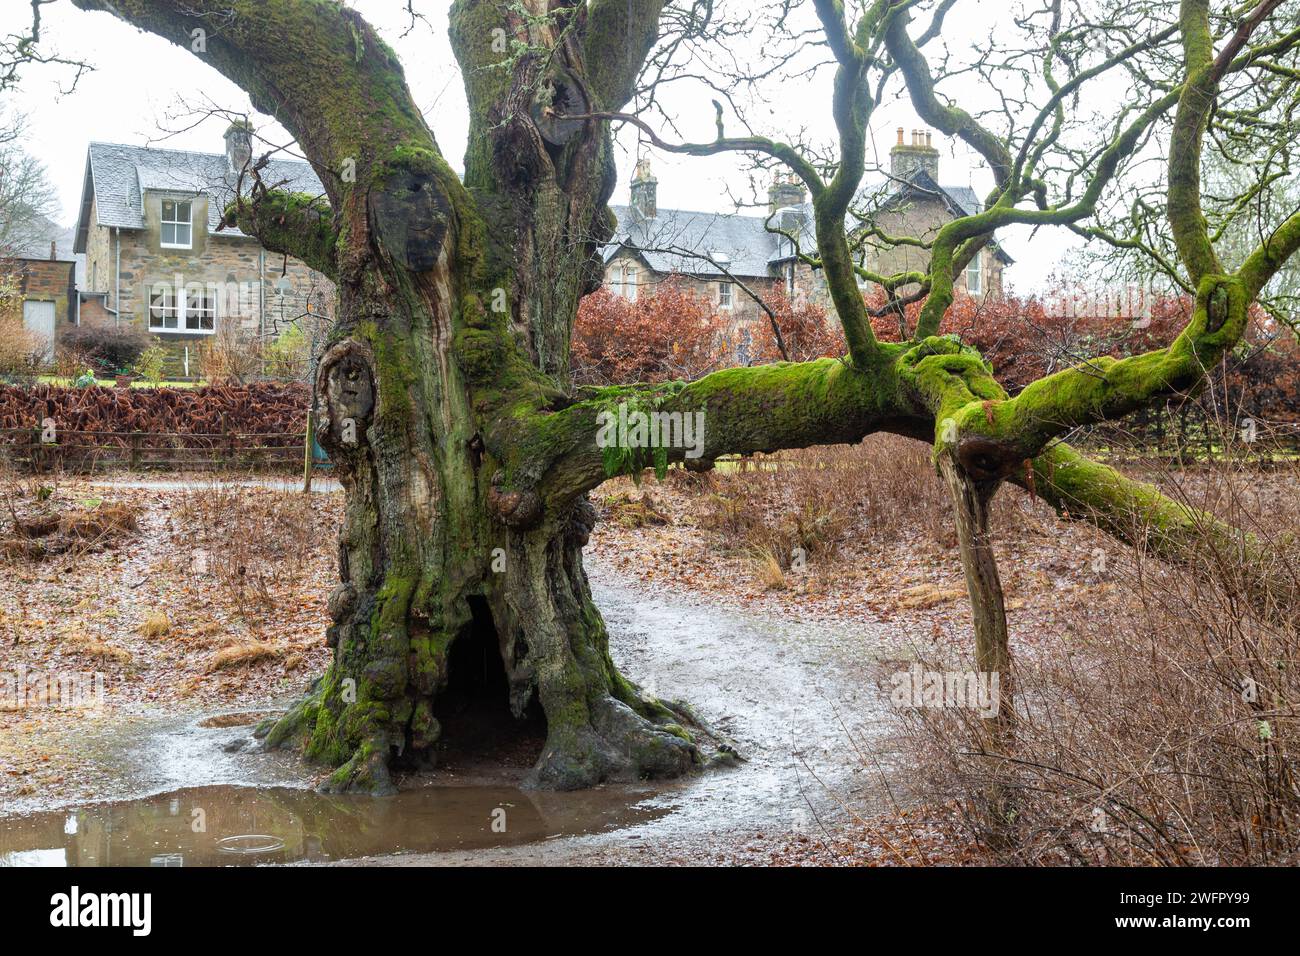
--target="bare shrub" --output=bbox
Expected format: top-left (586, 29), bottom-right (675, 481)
top-left (199, 323), bottom-right (263, 384)
top-left (889, 421), bottom-right (1300, 865)
top-left (0, 301), bottom-right (43, 382)
top-left (60, 324), bottom-right (150, 376)
top-left (171, 480), bottom-right (319, 614)
top-left (694, 435), bottom-right (962, 563)
top-left (52, 343), bottom-right (96, 380)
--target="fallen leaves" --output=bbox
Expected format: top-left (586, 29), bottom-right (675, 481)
top-left (0, 476), bottom-right (338, 804)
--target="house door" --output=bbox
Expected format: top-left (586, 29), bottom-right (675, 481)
top-left (22, 300), bottom-right (56, 363)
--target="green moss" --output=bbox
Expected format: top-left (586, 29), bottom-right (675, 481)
top-left (453, 327), bottom-right (507, 382)
top-left (356, 320), bottom-right (416, 419)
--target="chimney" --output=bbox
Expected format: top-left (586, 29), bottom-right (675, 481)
top-left (890, 127), bottom-right (940, 182)
top-left (629, 157), bottom-right (657, 220)
top-left (223, 119), bottom-right (253, 177)
top-left (768, 173), bottom-right (807, 216)
top-left (49, 241), bottom-right (56, 261)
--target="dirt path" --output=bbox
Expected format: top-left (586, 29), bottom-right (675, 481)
top-left (344, 557), bottom-right (907, 865)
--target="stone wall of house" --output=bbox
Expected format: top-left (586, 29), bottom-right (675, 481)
top-left (602, 253), bottom-right (781, 329)
top-left (867, 194), bottom-right (1002, 299)
top-left (77, 295), bottom-right (114, 328)
top-left (80, 191), bottom-right (334, 353)
top-left (3, 257), bottom-right (76, 327)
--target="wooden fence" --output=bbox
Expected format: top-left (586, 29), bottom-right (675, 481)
top-left (0, 426), bottom-right (321, 473)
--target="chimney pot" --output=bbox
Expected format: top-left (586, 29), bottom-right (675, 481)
top-left (223, 120), bottom-right (253, 178)
top-left (890, 129), bottom-right (941, 182)
top-left (629, 157), bottom-right (658, 220)
top-left (768, 174), bottom-right (807, 216)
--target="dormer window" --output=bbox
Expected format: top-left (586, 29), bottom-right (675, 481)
top-left (161, 199), bottom-right (193, 249)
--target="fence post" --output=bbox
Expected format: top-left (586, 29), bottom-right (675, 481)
top-left (130, 432), bottom-right (142, 471)
top-left (302, 413), bottom-right (314, 493)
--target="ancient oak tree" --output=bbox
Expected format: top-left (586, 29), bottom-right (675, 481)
top-left (63, 0), bottom-right (1300, 792)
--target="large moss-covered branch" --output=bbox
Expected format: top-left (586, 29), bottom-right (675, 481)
top-left (222, 188), bottom-right (337, 279)
top-left (485, 350), bottom-right (909, 512)
top-left (1014, 442), bottom-right (1296, 621)
top-left (71, 0), bottom-right (437, 196)
top-left (75, 0), bottom-right (480, 294)
top-left (953, 273), bottom-right (1249, 462)
top-left (484, 338), bottom-right (1290, 625)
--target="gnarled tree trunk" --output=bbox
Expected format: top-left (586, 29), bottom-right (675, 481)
top-left (248, 1), bottom-right (700, 793)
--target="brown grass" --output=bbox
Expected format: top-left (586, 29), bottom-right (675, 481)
top-left (60, 502), bottom-right (138, 539)
top-left (896, 583), bottom-right (967, 610)
top-left (171, 480), bottom-right (318, 615)
top-left (63, 632), bottom-right (132, 665)
top-left (889, 421), bottom-right (1300, 866)
top-left (602, 490), bottom-right (671, 528)
top-left (207, 641), bottom-right (282, 672)
top-left (139, 611), bottom-right (171, 638)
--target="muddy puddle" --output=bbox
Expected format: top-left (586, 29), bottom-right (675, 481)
top-left (0, 783), bottom-right (668, 866)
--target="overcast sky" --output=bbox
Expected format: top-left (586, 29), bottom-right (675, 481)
top-left (6, 0), bottom-right (1074, 292)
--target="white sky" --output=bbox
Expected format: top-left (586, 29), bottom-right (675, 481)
top-left (6, 0), bottom-right (1074, 292)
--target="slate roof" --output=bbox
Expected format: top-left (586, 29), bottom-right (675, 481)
top-left (604, 166), bottom-right (1011, 277)
top-left (604, 205), bottom-right (786, 278)
top-left (73, 142), bottom-right (326, 254)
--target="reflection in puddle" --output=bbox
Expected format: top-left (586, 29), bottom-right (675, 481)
top-left (0, 784), bottom-right (667, 866)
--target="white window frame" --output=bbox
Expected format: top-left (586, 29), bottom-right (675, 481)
top-left (718, 280), bottom-right (733, 309)
top-left (150, 283), bottom-right (216, 334)
top-left (160, 199), bottom-right (194, 250)
top-left (623, 265), bottom-right (638, 302)
top-left (784, 262), bottom-right (795, 296)
top-left (149, 286), bottom-right (179, 330)
top-left (184, 285), bottom-right (216, 332)
top-left (964, 256), bottom-right (982, 295)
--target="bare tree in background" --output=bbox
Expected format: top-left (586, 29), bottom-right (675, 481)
top-left (0, 112), bottom-right (61, 258)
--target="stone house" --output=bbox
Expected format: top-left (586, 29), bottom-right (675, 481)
top-left (867, 129), bottom-right (1012, 297)
top-left (601, 129), bottom-right (1012, 350)
top-left (601, 160), bottom-right (793, 351)
top-left (71, 123), bottom-right (334, 373)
